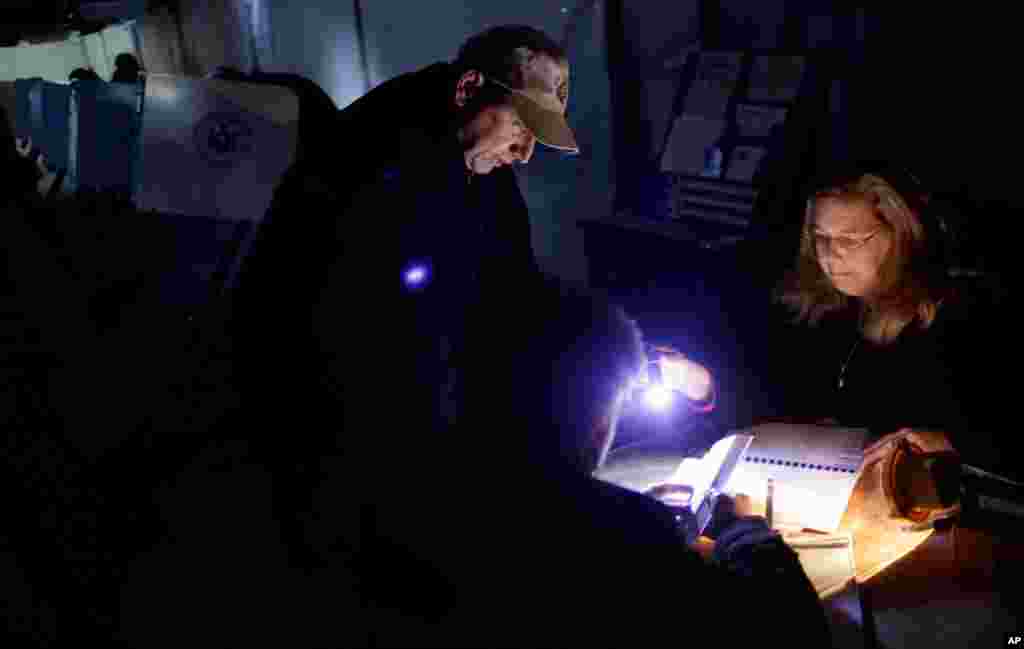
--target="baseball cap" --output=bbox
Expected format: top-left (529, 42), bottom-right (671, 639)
top-left (489, 75), bottom-right (579, 155)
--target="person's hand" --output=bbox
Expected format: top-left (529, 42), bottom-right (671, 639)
top-left (690, 535), bottom-right (715, 561)
top-left (708, 492), bottom-right (755, 528)
top-left (649, 345), bottom-right (713, 404)
top-left (731, 493), bottom-right (754, 517)
top-left (13, 136), bottom-right (57, 196)
top-left (35, 151), bottom-right (51, 175)
top-left (860, 428), bottom-right (958, 472)
top-left (687, 493), bottom-right (755, 560)
top-left (14, 136), bottom-right (51, 173)
top-left (15, 136), bottom-right (33, 159)
top-left (860, 429), bottom-right (961, 525)
top-left (36, 155), bottom-right (58, 196)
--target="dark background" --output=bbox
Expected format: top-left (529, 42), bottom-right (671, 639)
top-left (2, 0), bottom-right (1013, 435)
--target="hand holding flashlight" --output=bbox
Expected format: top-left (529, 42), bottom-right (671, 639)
top-left (645, 345), bottom-right (715, 411)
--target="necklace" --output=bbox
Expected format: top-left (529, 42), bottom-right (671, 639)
top-left (837, 336), bottom-right (861, 390)
top-left (837, 309), bottom-right (868, 390)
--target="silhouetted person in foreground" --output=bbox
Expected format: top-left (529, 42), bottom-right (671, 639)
top-left (357, 278), bottom-right (833, 647)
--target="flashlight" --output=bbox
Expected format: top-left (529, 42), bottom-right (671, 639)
top-left (637, 346), bottom-right (715, 413)
top-left (644, 384), bottom-right (674, 411)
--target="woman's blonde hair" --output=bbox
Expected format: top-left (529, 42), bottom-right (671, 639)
top-left (777, 168), bottom-right (949, 343)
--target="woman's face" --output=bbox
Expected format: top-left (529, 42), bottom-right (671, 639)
top-left (812, 196), bottom-right (893, 298)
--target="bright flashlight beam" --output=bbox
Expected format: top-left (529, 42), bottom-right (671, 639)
top-left (659, 355), bottom-right (712, 403)
top-left (644, 385), bottom-right (673, 411)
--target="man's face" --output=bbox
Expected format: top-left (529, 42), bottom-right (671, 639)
top-left (460, 104), bottom-right (536, 174)
top-left (459, 54), bottom-right (569, 175)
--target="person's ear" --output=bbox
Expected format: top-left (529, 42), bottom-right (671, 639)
top-left (455, 70), bottom-right (485, 108)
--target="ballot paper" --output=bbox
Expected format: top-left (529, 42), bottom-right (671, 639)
top-left (787, 531), bottom-right (868, 648)
top-left (725, 423), bottom-right (868, 533)
top-left (595, 439), bottom-right (709, 495)
top-left (597, 424), bottom-right (868, 534)
top-left (667, 433), bottom-right (753, 532)
top-left (786, 532), bottom-right (857, 597)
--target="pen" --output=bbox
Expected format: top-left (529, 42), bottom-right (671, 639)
top-left (785, 538), bottom-right (851, 549)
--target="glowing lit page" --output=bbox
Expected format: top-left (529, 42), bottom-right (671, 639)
top-left (787, 532), bottom-right (857, 599)
top-left (667, 433), bottom-right (754, 529)
top-left (725, 424), bottom-right (869, 533)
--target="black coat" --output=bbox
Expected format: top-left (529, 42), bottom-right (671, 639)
top-left (362, 453), bottom-right (832, 648)
top-left (751, 281), bottom-right (1015, 479)
top-left (223, 65), bottom-right (546, 619)
top-left (232, 62), bottom-right (541, 448)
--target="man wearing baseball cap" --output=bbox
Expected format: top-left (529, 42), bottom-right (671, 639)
top-left (234, 22), bottom-right (579, 420)
top-left (226, 24), bottom-right (580, 603)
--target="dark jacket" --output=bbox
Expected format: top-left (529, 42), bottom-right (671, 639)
top-left (355, 276), bottom-right (832, 648)
top-left (231, 62), bottom-right (540, 448)
top-left (107, 430), bottom-right (831, 649)
top-left (363, 452), bottom-right (832, 648)
top-left (223, 65), bottom-right (545, 620)
top-left (2, 191), bottom-right (233, 645)
top-left (753, 280), bottom-right (1015, 479)
top-left (208, 68), bottom-right (340, 167)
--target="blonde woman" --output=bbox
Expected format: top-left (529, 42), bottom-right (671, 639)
top-left (780, 163), bottom-right (955, 343)
top-left (773, 161), bottom-right (1009, 479)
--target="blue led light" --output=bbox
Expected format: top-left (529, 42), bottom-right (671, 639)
top-left (402, 261), bottom-right (431, 290)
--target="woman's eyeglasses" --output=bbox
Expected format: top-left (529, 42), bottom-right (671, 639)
top-left (811, 227), bottom-right (883, 256)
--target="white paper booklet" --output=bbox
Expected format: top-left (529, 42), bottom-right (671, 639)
top-left (597, 424), bottom-right (869, 534)
top-left (725, 423), bottom-right (868, 532)
top-left (786, 532), bottom-right (858, 597)
top-left (667, 433), bottom-right (753, 531)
